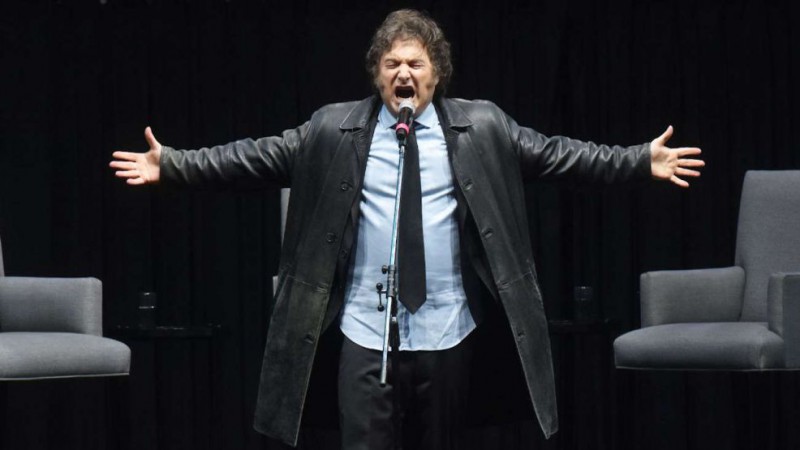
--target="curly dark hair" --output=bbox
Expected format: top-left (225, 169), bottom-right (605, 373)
top-left (365, 9), bottom-right (453, 95)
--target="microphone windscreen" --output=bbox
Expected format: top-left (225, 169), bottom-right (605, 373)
top-left (399, 99), bottom-right (415, 115)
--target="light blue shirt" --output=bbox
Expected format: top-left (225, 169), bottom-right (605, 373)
top-left (340, 103), bottom-right (476, 351)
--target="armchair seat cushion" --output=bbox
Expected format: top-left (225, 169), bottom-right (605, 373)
top-left (0, 332), bottom-right (131, 380)
top-left (614, 322), bottom-right (783, 370)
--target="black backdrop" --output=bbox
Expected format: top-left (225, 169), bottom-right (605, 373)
top-left (1, 0), bottom-right (799, 449)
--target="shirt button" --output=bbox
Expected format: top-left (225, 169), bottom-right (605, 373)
top-left (326, 232), bottom-right (337, 243)
top-left (463, 179), bottom-right (474, 191)
top-left (303, 333), bottom-right (316, 344)
top-left (482, 228), bottom-right (494, 238)
top-left (340, 180), bottom-right (352, 191)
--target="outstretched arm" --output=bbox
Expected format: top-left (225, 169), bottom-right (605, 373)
top-left (649, 125), bottom-right (704, 188)
top-left (109, 126), bottom-right (162, 185)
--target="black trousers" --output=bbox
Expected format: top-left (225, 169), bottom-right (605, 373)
top-left (337, 334), bottom-right (475, 450)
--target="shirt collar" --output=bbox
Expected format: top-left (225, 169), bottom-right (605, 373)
top-left (378, 102), bottom-right (438, 130)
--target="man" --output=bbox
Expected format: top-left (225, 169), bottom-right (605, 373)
top-left (110, 9), bottom-right (703, 450)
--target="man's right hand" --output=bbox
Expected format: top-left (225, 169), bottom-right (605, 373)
top-left (109, 126), bottom-right (163, 185)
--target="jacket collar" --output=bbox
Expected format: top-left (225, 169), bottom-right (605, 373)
top-left (435, 96), bottom-right (473, 130)
top-left (338, 95), bottom-right (473, 131)
top-left (339, 96), bottom-right (381, 130)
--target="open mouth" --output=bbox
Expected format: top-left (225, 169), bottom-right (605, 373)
top-left (395, 86), bottom-right (415, 99)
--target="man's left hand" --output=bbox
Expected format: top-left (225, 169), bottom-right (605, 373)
top-left (650, 125), bottom-right (705, 188)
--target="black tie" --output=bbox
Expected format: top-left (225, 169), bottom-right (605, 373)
top-left (397, 126), bottom-right (426, 313)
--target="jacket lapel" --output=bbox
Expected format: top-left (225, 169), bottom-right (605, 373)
top-left (322, 97), bottom-right (380, 331)
top-left (436, 97), bottom-right (474, 230)
top-left (436, 98), bottom-right (499, 312)
top-left (340, 96), bottom-right (380, 163)
top-left (338, 96), bottom-right (380, 231)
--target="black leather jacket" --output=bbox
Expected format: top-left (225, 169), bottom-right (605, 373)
top-left (161, 96), bottom-right (651, 446)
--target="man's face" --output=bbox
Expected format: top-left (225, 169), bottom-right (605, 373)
top-left (376, 38), bottom-right (439, 117)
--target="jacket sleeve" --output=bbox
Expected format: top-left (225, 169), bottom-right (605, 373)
top-left (505, 112), bottom-right (652, 184)
top-left (159, 121), bottom-right (310, 190)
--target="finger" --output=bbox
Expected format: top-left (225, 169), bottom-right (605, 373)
top-left (670, 174), bottom-right (689, 188)
top-left (109, 161), bottom-right (138, 170)
top-left (654, 125), bottom-right (674, 146)
top-left (115, 170), bottom-right (140, 178)
top-left (144, 126), bottom-right (161, 149)
top-left (676, 147), bottom-right (702, 157)
top-left (127, 178), bottom-right (146, 186)
top-left (675, 167), bottom-right (701, 177)
top-left (678, 158), bottom-right (705, 167)
top-left (111, 151), bottom-right (141, 161)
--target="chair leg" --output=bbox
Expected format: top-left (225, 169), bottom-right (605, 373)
top-left (105, 376), bottom-right (130, 450)
top-left (0, 383), bottom-right (7, 448)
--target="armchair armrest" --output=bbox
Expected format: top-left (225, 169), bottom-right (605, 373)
top-left (0, 277), bottom-right (102, 335)
top-left (641, 266), bottom-right (745, 327)
top-left (767, 273), bottom-right (800, 367)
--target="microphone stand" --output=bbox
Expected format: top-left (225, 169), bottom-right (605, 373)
top-left (375, 136), bottom-right (407, 387)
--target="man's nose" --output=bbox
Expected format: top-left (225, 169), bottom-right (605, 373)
top-left (397, 65), bottom-right (411, 81)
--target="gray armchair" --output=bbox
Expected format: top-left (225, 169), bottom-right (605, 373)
top-left (614, 171), bottom-right (800, 370)
top-left (0, 236), bottom-right (130, 379)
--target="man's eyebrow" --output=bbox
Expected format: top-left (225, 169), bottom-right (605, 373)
top-left (383, 57), bottom-right (425, 64)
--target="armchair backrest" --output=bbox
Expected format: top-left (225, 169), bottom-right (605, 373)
top-left (735, 170), bottom-right (800, 321)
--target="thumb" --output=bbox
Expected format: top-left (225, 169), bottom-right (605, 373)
top-left (144, 126), bottom-right (162, 150)
top-left (654, 125), bottom-right (673, 146)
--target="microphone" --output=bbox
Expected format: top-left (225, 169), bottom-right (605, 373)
top-left (395, 99), bottom-right (416, 145)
